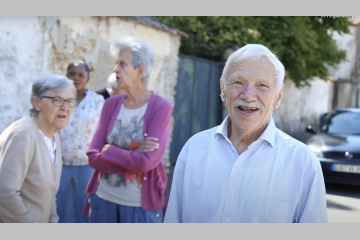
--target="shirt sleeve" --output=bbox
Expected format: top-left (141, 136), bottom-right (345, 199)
top-left (86, 99), bottom-right (128, 175)
top-left (297, 154), bottom-right (328, 223)
top-left (0, 135), bottom-right (36, 223)
top-left (163, 143), bottom-right (188, 223)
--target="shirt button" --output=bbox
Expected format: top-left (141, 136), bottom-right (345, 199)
top-left (143, 177), bottom-right (147, 180)
top-left (237, 162), bottom-right (241, 166)
top-left (226, 218), bottom-right (230, 222)
top-left (156, 214), bottom-right (160, 217)
top-left (231, 190), bottom-right (235, 194)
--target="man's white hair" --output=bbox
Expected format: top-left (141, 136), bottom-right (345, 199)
top-left (107, 73), bottom-right (118, 89)
top-left (221, 44), bottom-right (285, 91)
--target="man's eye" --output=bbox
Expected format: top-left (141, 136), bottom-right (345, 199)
top-left (53, 98), bottom-right (63, 103)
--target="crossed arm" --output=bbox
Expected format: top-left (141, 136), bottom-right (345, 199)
top-left (87, 99), bottom-right (173, 174)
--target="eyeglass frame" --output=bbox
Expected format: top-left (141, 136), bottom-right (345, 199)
top-left (41, 96), bottom-right (78, 108)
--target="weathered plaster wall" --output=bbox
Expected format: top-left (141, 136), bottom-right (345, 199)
top-left (273, 77), bottom-right (333, 143)
top-left (327, 24), bottom-right (360, 109)
top-left (0, 17), bottom-right (48, 133)
top-left (0, 16), bottom-right (181, 166)
top-left (327, 25), bottom-right (358, 81)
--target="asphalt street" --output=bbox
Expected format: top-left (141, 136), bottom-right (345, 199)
top-left (326, 183), bottom-right (360, 223)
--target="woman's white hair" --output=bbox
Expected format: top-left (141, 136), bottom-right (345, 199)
top-left (110, 36), bottom-right (155, 85)
top-left (221, 44), bottom-right (285, 91)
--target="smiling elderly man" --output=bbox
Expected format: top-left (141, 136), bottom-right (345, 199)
top-left (164, 44), bottom-right (328, 223)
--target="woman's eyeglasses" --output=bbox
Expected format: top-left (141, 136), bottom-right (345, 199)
top-left (42, 96), bottom-right (77, 108)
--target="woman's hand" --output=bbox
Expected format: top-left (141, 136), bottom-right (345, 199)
top-left (134, 137), bottom-right (160, 154)
top-left (101, 144), bottom-right (111, 154)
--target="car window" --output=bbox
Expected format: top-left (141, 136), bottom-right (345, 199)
top-left (320, 111), bottom-right (360, 135)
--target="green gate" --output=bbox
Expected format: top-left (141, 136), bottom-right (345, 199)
top-left (169, 54), bottom-right (224, 165)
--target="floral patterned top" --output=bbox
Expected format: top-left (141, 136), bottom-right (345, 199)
top-left (96, 103), bottom-right (148, 207)
top-left (58, 90), bottom-right (104, 166)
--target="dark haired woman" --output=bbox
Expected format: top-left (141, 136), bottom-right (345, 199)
top-left (56, 61), bottom-right (105, 223)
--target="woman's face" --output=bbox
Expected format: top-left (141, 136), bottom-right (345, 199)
top-left (113, 51), bottom-right (143, 90)
top-left (66, 64), bottom-right (89, 92)
top-left (34, 88), bottom-right (75, 133)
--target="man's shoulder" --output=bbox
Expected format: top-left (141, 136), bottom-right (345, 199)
top-left (275, 128), bottom-right (316, 158)
top-left (177, 126), bottom-right (218, 161)
top-left (187, 126), bottom-right (218, 144)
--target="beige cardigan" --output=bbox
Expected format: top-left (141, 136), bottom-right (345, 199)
top-left (0, 116), bottom-right (62, 223)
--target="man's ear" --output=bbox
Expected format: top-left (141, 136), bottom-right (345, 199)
top-left (219, 79), bottom-right (226, 102)
top-left (32, 96), bottom-right (42, 112)
top-left (274, 85), bottom-right (285, 109)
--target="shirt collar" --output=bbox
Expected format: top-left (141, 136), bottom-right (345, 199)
top-left (215, 115), bottom-right (231, 139)
top-left (39, 130), bottom-right (57, 150)
top-left (215, 114), bottom-right (276, 148)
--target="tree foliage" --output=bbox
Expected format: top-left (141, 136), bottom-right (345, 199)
top-left (156, 16), bottom-right (351, 87)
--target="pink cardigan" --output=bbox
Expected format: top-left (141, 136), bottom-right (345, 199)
top-left (83, 93), bottom-right (173, 215)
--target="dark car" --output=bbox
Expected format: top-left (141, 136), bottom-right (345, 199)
top-left (305, 108), bottom-right (360, 186)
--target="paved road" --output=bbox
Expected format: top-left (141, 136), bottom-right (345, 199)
top-left (326, 183), bottom-right (360, 223)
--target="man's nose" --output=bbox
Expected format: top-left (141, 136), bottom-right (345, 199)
top-left (240, 84), bottom-right (257, 102)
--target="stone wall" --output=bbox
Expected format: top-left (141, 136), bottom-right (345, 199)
top-left (327, 23), bottom-right (360, 109)
top-left (0, 16), bottom-right (181, 166)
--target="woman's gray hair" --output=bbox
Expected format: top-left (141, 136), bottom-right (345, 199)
top-left (110, 36), bottom-right (155, 85)
top-left (30, 74), bottom-right (76, 116)
top-left (221, 44), bottom-right (285, 92)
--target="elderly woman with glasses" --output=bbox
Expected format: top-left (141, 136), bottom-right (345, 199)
top-left (83, 36), bottom-right (173, 223)
top-left (0, 75), bottom-right (76, 223)
top-left (56, 60), bottom-right (105, 223)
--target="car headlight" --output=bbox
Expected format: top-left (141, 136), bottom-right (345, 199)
top-left (308, 146), bottom-right (324, 158)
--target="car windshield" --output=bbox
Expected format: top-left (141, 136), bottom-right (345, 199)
top-left (320, 111), bottom-right (360, 135)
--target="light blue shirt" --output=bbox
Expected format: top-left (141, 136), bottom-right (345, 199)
top-left (164, 115), bottom-right (328, 223)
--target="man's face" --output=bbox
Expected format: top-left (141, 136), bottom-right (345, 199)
top-left (220, 57), bottom-right (284, 134)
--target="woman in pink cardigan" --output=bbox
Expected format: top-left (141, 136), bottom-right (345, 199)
top-left (84, 36), bottom-right (173, 223)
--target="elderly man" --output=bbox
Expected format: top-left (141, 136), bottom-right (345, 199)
top-left (164, 44), bottom-right (328, 223)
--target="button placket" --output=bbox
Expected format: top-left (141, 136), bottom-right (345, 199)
top-left (222, 151), bottom-right (248, 223)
